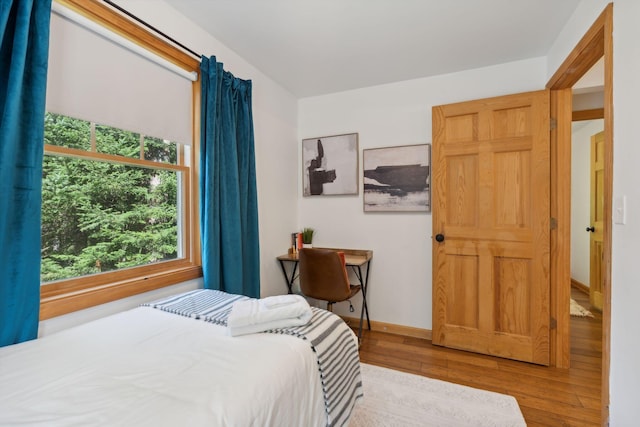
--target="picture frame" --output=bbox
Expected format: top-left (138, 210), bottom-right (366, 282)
top-left (302, 133), bottom-right (359, 196)
top-left (363, 144), bottom-right (431, 212)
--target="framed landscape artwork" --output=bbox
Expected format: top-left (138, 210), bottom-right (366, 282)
top-left (302, 133), bottom-right (359, 196)
top-left (363, 144), bottom-right (431, 212)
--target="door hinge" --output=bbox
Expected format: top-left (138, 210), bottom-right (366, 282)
top-left (550, 317), bottom-right (557, 329)
top-left (550, 217), bottom-right (557, 230)
top-left (550, 117), bottom-right (557, 131)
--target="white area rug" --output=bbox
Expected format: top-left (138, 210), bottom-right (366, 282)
top-left (349, 363), bottom-right (526, 427)
top-left (570, 298), bottom-right (594, 318)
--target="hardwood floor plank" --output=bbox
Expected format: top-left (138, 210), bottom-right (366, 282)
top-left (514, 391), bottom-right (601, 425)
top-left (578, 394), bottom-right (604, 411)
top-left (521, 406), bottom-right (599, 427)
top-left (433, 361), bottom-right (585, 406)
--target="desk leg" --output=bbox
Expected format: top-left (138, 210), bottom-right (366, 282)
top-left (278, 260), bottom-right (298, 294)
top-left (353, 262), bottom-right (371, 341)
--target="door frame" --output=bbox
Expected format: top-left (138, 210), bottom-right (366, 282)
top-left (546, 2), bottom-right (612, 422)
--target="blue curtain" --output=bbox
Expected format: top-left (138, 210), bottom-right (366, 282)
top-left (200, 56), bottom-right (260, 298)
top-left (0, 0), bottom-right (52, 347)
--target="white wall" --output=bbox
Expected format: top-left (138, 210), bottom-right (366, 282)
top-left (609, 1), bottom-right (640, 424)
top-left (39, 278), bottom-right (202, 337)
top-left (571, 119), bottom-right (604, 286)
top-left (298, 57), bottom-right (547, 328)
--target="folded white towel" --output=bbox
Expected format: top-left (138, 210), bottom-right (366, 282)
top-left (227, 294), bottom-right (312, 337)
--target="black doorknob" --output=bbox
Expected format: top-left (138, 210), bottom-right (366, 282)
top-left (435, 234), bottom-right (445, 242)
top-left (586, 226), bottom-right (595, 232)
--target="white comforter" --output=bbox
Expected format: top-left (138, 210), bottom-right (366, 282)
top-left (0, 307), bottom-right (325, 426)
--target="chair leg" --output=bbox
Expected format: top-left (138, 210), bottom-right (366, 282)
top-left (327, 302), bottom-right (333, 312)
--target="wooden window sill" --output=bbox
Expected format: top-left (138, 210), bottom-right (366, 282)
top-left (40, 265), bottom-right (202, 320)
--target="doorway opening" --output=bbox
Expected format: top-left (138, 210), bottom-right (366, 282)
top-left (571, 59), bottom-right (604, 311)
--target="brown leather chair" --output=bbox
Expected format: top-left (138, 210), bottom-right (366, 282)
top-left (298, 248), bottom-right (361, 313)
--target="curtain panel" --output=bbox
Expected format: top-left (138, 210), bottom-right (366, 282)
top-left (0, 0), bottom-right (52, 346)
top-left (200, 56), bottom-right (260, 298)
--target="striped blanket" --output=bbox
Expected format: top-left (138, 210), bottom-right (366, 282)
top-left (143, 289), bottom-right (363, 427)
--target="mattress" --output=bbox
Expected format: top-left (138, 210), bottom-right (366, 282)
top-left (0, 305), bottom-right (328, 426)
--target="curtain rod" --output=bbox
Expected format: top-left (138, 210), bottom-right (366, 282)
top-left (102, 0), bottom-right (202, 60)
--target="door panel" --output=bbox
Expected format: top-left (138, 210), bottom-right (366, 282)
top-left (446, 155), bottom-right (478, 226)
top-left (590, 131), bottom-right (605, 311)
top-left (432, 90), bottom-right (550, 365)
top-left (445, 254), bottom-right (479, 328)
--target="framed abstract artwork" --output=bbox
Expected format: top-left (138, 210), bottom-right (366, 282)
top-left (302, 133), bottom-right (359, 196)
top-left (363, 144), bottom-right (431, 212)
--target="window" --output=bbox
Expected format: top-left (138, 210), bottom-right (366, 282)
top-left (42, 113), bottom-right (184, 283)
top-left (40, 0), bottom-right (201, 319)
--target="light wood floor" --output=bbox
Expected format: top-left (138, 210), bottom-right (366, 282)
top-left (356, 288), bottom-right (602, 426)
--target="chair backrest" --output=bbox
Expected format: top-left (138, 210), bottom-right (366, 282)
top-left (299, 248), bottom-right (351, 302)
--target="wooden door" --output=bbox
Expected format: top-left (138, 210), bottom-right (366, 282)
top-left (589, 131), bottom-right (605, 311)
top-left (432, 90), bottom-right (550, 365)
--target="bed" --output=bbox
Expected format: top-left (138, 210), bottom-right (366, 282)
top-left (0, 289), bottom-right (362, 426)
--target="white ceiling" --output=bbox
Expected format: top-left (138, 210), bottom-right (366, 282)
top-left (163, 0), bottom-right (582, 98)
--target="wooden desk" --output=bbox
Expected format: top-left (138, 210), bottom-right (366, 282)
top-left (277, 247), bottom-right (372, 339)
